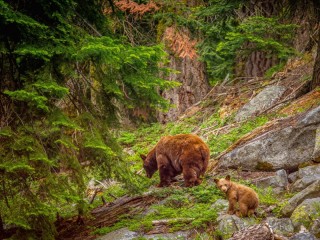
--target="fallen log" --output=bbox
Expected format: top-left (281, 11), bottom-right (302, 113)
top-left (229, 223), bottom-right (274, 240)
top-left (57, 194), bottom-right (157, 240)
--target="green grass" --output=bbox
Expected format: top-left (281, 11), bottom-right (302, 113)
top-left (93, 182), bottom-right (223, 235)
top-left (104, 103), bottom-right (289, 237)
top-left (207, 115), bottom-right (269, 156)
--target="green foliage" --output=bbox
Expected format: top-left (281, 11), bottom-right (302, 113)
top-left (203, 16), bottom-right (297, 82)
top-left (264, 62), bottom-right (286, 79)
top-left (4, 90), bottom-right (49, 112)
top-left (0, 0), bottom-right (179, 238)
top-left (207, 115), bottom-right (269, 156)
top-left (93, 182), bottom-right (221, 236)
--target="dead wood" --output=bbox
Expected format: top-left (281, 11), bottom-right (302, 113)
top-left (229, 223), bottom-right (274, 240)
top-left (57, 194), bottom-right (157, 240)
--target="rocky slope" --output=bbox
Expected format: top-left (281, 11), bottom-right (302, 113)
top-left (58, 56), bottom-right (320, 240)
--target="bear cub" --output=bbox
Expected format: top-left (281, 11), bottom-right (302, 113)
top-left (214, 175), bottom-right (259, 217)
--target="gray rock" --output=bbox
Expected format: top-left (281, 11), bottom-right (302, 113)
top-left (290, 198), bottom-right (320, 229)
top-left (218, 106), bottom-right (320, 171)
top-left (281, 180), bottom-right (320, 217)
top-left (144, 231), bottom-right (192, 239)
top-left (266, 217), bottom-right (294, 236)
top-left (291, 175), bottom-right (320, 192)
top-left (289, 232), bottom-right (318, 240)
top-left (97, 228), bottom-right (138, 240)
top-left (298, 106), bottom-right (320, 127)
top-left (291, 165), bottom-right (320, 192)
top-left (254, 169), bottom-right (288, 193)
top-left (312, 128), bottom-right (320, 163)
top-left (235, 85), bottom-right (287, 121)
top-left (289, 171), bottom-right (299, 183)
top-left (310, 218), bottom-right (320, 238)
top-left (217, 214), bottom-right (256, 239)
top-left (298, 165), bottom-right (320, 178)
top-left (211, 199), bottom-right (229, 214)
top-left (97, 227), bottom-right (193, 240)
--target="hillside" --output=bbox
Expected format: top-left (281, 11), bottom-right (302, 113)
top-left (1, 1), bottom-right (320, 240)
top-left (57, 55), bottom-right (320, 239)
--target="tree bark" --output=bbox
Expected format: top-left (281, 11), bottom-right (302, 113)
top-left (309, 25), bottom-right (320, 91)
top-left (309, 0), bottom-right (320, 91)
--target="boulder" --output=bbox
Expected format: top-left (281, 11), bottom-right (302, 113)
top-left (97, 227), bottom-right (193, 240)
top-left (266, 217), bottom-right (294, 236)
top-left (235, 85), bottom-right (287, 121)
top-left (143, 231), bottom-right (192, 239)
top-left (97, 228), bottom-right (138, 240)
top-left (211, 199), bottom-right (229, 215)
top-left (288, 171), bottom-right (299, 183)
top-left (216, 215), bottom-right (256, 239)
top-left (310, 218), bottom-right (320, 238)
top-left (254, 169), bottom-right (288, 193)
top-left (291, 176), bottom-right (320, 192)
top-left (281, 180), bottom-right (320, 217)
top-left (218, 106), bottom-right (320, 171)
top-left (289, 232), bottom-right (318, 240)
top-left (290, 198), bottom-right (320, 229)
top-left (291, 165), bottom-right (320, 192)
top-left (312, 127), bottom-right (320, 163)
top-left (298, 165), bottom-right (320, 178)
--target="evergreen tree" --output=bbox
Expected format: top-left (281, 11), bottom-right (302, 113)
top-left (0, 0), bottom-right (176, 238)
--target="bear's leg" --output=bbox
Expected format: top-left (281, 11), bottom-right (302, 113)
top-left (158, 166), bottom-right (172, 187)
top-left (227, 199), bottom-right (237, 215)
top-left (182, 167), bottom-right (198, 187)
top-left (247, 209), bottom-right (255, 217)
top-left (236, 202), bottom-right (248, 217)
top-left (157, 154), bottom-right (173, 187)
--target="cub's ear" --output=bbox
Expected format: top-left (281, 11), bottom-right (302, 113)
top-left (214, 178), bottom-right (219, 184)
top-left (225, 175), bottom-right (231, 181)
top-left (140, 154), bottom-right (146, 161)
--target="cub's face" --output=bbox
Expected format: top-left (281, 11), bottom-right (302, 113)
top-left (214, 175), bottom-right (231, 193)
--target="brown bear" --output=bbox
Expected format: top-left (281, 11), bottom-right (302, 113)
top-left (140, 134), bottom-right (210, 187)
top-left (214, 175), bottom-right (259, 217)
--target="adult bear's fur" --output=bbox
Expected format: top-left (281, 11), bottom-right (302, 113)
top-left (140, 134), bottom-right (210, 187)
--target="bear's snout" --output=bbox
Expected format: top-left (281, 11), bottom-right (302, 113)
top-left (221, 186), bottom-right (228, 192)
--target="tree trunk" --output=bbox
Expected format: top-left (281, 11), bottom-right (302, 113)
top-left (309, 24), bottom-right (320, 91)
top-left (235, 0), bottom-right (282, 78)
top-left (157, 54), bottom-right (210, 123)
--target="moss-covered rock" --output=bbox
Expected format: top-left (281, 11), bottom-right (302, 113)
top-left (290, 198), bottom-right (320, 230)
top-left (216, 215), bottom-right (257, 239)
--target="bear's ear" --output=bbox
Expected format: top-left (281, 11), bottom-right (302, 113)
top-left (214, 178), bottom-right (219, 184)
top-left (140, 154), bottom-right (146, 161)
top-left (225, 175), bottom-right (231, 181)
